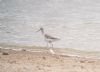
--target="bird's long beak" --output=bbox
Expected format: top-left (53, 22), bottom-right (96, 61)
top-left (36, 29), bottom-right (41, 32)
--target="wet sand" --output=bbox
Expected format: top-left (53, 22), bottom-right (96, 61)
top-left (0, 47), bottom-right (100, 72)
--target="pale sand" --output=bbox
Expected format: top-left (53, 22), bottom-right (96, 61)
top-left (0, 46), bottom-right (100, 72)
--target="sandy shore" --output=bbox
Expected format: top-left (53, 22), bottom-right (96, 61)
top-left (0, 47), bottom-right (100, 72)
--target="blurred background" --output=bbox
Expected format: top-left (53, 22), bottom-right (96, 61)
top-left (0, 0), bottom-right (100, 51)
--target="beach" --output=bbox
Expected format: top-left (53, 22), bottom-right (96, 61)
top-left (0, 0), bottom-right (100, 72)
top-left (0, 45), bottom-right (100, 72)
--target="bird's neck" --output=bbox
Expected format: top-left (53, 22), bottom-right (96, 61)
top-left (41, 30), bottom-right (45, 35)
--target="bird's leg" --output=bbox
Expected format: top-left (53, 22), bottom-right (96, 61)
top-left (49, 42), bottom-right (55, 54)
top-left (46, 42), bottom-right (49, 48)
top-left (51, 43), bottom-right (53, 48)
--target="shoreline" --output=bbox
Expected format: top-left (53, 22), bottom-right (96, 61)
top-left (0, 47), bottom-right (100, 72)
top-left (0, 45), bottom-right (100, 60)
top-left (1, 43), bottom-right (100, 59)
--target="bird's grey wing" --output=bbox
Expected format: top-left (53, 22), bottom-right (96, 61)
top-left (45, 34), bottom-right (60, 40)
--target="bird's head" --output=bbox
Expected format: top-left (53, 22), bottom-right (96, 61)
top-left (36, 27), bottom-right (44, 34)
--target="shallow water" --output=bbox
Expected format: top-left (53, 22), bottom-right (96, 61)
top-left (0, 0), bottom-right (100, 51)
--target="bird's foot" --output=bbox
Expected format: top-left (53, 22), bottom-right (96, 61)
top-left (49, 49), bottom-right (55, 54)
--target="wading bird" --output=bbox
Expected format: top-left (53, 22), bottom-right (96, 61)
top-left (37, 27), bottom-right (60, 54)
